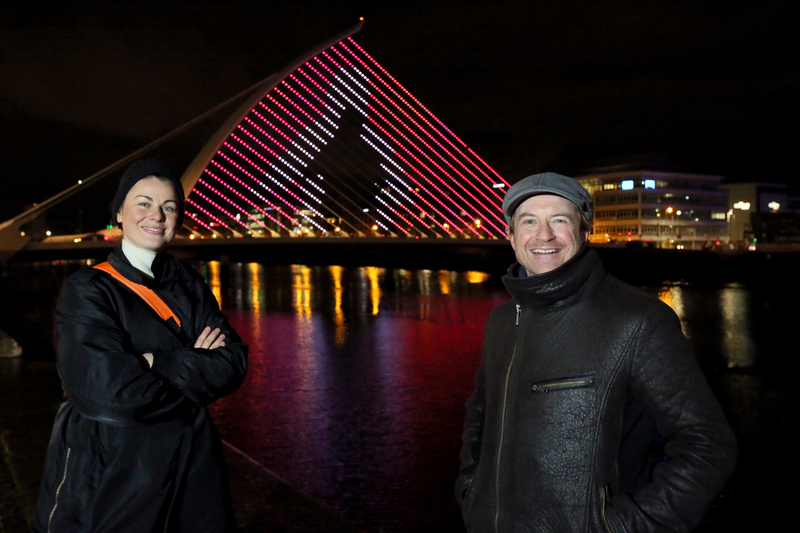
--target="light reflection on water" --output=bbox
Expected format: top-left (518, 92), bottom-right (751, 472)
top-left (208, 263), bottom-right (507, 532)
top-left (655, 283), bottom-right (756, 369)
top-left (720, 285), bottom-right (757, 368)
top-left (204, 265), bottom-right (767, 532)
top-left (0, 260), bottom-right (795, 530)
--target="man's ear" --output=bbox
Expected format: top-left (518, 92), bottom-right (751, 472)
top-left (506, 224), bottom-right (517, 251)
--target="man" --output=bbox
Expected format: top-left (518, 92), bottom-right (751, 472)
top-left (456, 172), bottom-right (736, 532)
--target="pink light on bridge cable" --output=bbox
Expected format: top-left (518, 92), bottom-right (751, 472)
top-left (313, 56), bottom-right (370, 111)
top-left (221, 142), bottom-right (323, 210)
top-left (197, 178), bottom-right (271, 232)
top-left (204, 168), bottom-right (287, 230)
top-left (285, 74), bottom-right (345, 126)
top-left (230, 131), bottom-right (304, 177)
top-left (375, 207), bottom-right (409, 235)
top-left (256, 103), bottom-right (321, 152)
top-left (342, 39), bottom-right (510, 194)
top-left (237, 122), bottom-right (308, 167)
top-left (207, 159), bottom-right (294, 224)
top-left (294, 69), bottom-right (345, 109)
top-left (362, 117), bottom-right (505, 236)
top-left (184, 36), bottom-right (509, 239)
top-left (185, 211), bottom-right (214, 232)
top-left (337, 42), bottom-right (508, 203)
top-left (356, 76), bottom-right (508, 215)
top-left (375, 198), bottom-right (414, 233)
top-left (262, 97), bottom-right (328, 145)
top-left (216, 152), bottom-right (324, 235)
top-left (281, 80), bottom-right (341, 125)
top-left (269, 92), bottom-right (334, 140)
top-left (274, 86), bottom-right (338, 134)
top-left (186, 198), bottom-right (232, 231)
top-left (361, 134), bottom-right (458, 235)
top-left (210, 155), bottom-right (300, 219)
top-left (301, 63), bottom-right (353, 112)
top-left (191, 188), bottom-right (250, 232)
top-left (361, 129), bottom-right (479, 236)
top-left (379, 183), bottom-right (430, 229)
top-left (211, 157), bottom-right (326, 234)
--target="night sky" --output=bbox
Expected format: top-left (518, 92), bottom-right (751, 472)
top-left (2, 1), bottom-right (799, 222)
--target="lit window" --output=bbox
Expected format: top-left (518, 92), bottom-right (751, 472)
top-left (621, 180), bottom-right (634, 190)
top-left (644, 180), bottom-right (655, 189)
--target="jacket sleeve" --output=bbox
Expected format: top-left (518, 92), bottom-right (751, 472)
top-left (149, 270), bottom-right (248, 407)
top-left (456, 360), bottom-right (486, 506)
top-left (606, 303), bottom-right (737, 532)
top-left (55, 271), bottom-right (190, 426)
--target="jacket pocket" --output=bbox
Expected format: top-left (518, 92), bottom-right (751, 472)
top-left (601, 485), bottom-right (629, 533)
top-left (530, 374), bottom-right (596, 394)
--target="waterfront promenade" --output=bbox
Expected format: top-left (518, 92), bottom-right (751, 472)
top-left (0, 351), bottom-right (364, 533)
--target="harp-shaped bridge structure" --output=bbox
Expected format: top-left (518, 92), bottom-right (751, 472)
top-left (0, 22), bottom-right (510, 263)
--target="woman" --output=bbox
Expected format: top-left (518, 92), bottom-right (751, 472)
top-left (34, 160), bottom-right (248, 532)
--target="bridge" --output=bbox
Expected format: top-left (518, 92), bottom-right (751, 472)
top-left (0, 21), bottom-right (510, 265)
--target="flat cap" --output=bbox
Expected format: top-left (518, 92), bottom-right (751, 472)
top-left (502, 172), bottom-right (592, 224)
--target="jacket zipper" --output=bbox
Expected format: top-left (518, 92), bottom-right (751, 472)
top-left (494, 304), bottom-right (521, 532)
top-left (48, 447), bottom-right (71, 533)
top-left (530, 375), bottom-right (596, 394)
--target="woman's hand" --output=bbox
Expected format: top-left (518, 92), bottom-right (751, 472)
top-left (141, 327), bottom-right (224, 370)
top-left (195, 326), bottom-right (226, 349)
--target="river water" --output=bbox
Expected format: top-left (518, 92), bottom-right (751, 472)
top-left (2, 259), bottom-right (797, 531)
top-left (195, 261), bottom-right (794, 532)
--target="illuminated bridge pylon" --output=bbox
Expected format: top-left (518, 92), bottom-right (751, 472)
top-left (182, 32), bottom-right (510, 239)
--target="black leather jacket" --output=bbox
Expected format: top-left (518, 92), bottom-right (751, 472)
top-left (457, 247), bottom-right (736, 532)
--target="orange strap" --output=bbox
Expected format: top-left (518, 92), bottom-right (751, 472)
top-left (93, 262), bottom-right (182, 327)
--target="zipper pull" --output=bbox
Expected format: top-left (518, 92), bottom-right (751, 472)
top-left (515, 304), bottom-right (521, 326)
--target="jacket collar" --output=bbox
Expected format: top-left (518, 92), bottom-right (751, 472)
top-left (502, 244), bottom-right (604, 309)
top-left (107, 246), bottom-right (177, 287)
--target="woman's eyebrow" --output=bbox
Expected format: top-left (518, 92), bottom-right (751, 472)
top-left (134, 195), bottom-right (176, 203)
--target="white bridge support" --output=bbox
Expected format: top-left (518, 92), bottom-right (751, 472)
top-left (0, 22), bottom-right (364, 264)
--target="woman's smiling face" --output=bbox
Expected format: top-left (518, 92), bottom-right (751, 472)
top-left (116, 176), bottom-right (179, 253)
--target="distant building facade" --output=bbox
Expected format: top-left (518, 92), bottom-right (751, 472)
top-left (721, 183), bottom-right (800, 249)
top-left (576, 170), bottom-right (729, 249)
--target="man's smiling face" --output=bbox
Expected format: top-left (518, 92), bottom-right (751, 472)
top-left (506, 194), bottom-right (588, 276)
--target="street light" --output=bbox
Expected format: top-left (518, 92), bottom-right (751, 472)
top-left (661, 207), bottom-right (674, 248)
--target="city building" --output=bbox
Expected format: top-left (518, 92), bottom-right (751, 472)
top-left (721, 183), bottom-right (800, 249)
top-left (576, 170), bottom-right (729, 249)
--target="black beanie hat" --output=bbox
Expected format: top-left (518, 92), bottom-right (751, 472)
top-left (111, 159), bottom-right (185, 228)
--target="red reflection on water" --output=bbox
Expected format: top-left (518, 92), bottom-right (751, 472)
top-left (209, 264), bottom-right (507, 531)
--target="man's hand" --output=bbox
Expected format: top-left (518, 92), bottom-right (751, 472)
top-left (195, 326), bottom-right (226, 349)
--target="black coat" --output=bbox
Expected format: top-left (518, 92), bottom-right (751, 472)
top-left (457, 247), bottom-right (736, 532)
top-left (34, 248), bottom-right (248, 532)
